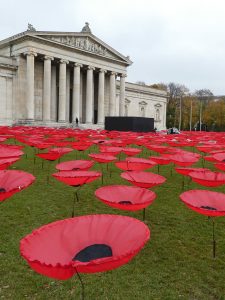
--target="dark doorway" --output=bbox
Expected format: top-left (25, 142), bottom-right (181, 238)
top-left (94, 109), bottom-right (98, 124)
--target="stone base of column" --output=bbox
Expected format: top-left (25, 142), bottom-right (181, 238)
top-left (16, 119), bottom-right (34, 125)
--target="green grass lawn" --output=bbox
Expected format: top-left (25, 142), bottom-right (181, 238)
top-left (1, 140), bottom-right (225, 300)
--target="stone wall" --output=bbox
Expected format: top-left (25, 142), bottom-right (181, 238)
top-left (116, 81), bottom-right (167, 130)
top-left (0, 56), bottom-right (17, 125)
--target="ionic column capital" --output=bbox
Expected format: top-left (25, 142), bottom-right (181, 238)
top-left (99, 68), bottom-right (107, 73)
top-left (120, 73), bottom-right (127, 78)
top-left (110, 71), bottom-right (117, 76)
top-left (24, 51), bottom-right (37, 57)
top-left (87, 65), bottom-right (95, 71)
top-left (74, 62), bottom-right (83, 68)
top-left (60, 59), bottom-right (69, 64)
top-left (44, 55), bottom-right (54, 61)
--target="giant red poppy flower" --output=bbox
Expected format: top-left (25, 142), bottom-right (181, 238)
top-left (52, 171), bottom-right (101, 186)
top-left (214, 162), bottom-right (225, 172)
top-left (121, 171), bottom-right (166, 188)
top-left (0, 170), bottom-right (35, 202)
top-left (175, 167), bottom-right (210, 177)
top-left (88, 153), bottom-right (117, 163)
top-left (49, 147), bottom-right (73, 155)
top-left (20, 214), bottom-right (150, 279)
top-left (164, 153), bottom-right (199, 167)
top-left (180, 189), bottom-right (225, 258)
top-left (0, 147), bottom-right (23, 158)
top-left (180, 189), bottom-right (225, 217)
top-left (189, 170), bottom-right (225, 187)
top-left (36, 152), bottom-right (63, 161)
top-left (0, 157), bottom-right (20, 170)
top-left (212, 152), bottom-right (225, 162)
top-left (99, 146), bottom-right (122, 156)
top-left (150, 156), bottom-right (171, 165)
top-left (115, 158), bottom-right (156, 171)
top-left (56, 160), bottom-right (94, 171)
top-left (95, 185), bottom-right (156, 211)
top-left (122, 147), bottom-right (142, 156)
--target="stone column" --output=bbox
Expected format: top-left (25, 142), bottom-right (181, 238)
top-left (97, 69), bottom-right (106, 124)
top-left (51, 65), bottom-right (57, 121)
top-left (43, 56), bottom-right (53, 122)
top-left (119, 74), bottom-right (126, 116)
top-left (58, 59), bottom-right (68, 122)
top-left (109, 71), bottom-right (116, 116)
top-left (86, 66), bottom-right (95, 124)
top-left (25, 51), bottom-right (37, 121)
top-left (72, 63), bottom-right (83, 123)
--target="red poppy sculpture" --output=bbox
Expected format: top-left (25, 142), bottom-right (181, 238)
top-left (95, 185), bottom-right (156, 220)
top-left (0, 170), bottom-right (35, 202)
top-left (88, 153), bottom-right (117, 164)
top-left (52, 171), bottom-right (101, 187)
top-left (180, 189), bottom-right (225, 257)
top-left (121, 171), bottom-right (166, 188)
top-left (115, 158), bottom-right (157, 172)
top-left (189, 170), bottom-right (225, 187)
top-left (122, 147), bottom-right (142, 156)
top-left (52, 170), bottom-right (101, 216)
top-left (56, 160), bottom-right (94, 172)
top-left (0, 147), bottom-right (23, 158)
top-left (0, 157), bottom-right (20, 170)
top-left (20, 214), bottom-right (150, 279)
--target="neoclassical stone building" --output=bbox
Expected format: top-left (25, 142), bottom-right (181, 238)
top-left (0, 23), bottom-right (167, 129)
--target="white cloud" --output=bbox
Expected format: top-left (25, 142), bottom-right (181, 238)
top-left (1, 0), bottom-right (225, 94)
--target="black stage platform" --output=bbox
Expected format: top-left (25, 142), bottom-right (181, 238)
top-left (105, 116), bottom-right (154, 132)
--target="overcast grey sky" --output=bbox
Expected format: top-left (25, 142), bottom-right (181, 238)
top-left (1, 0), bottom-right (225, 95)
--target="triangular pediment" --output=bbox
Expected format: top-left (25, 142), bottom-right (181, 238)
top-left (35, 32), bottom-right (131, 64)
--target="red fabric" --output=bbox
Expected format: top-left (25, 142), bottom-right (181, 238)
top-left (203, 156), bottom-right (218, 162)
top-left (95, 185), bottom-right (156, 211)
top-left (71, 143), bottom-right (91, 151)
top-left (0, 157), bottom-right (20, 170)
top-left (0, 147), bottom-right (23, 158)
top-left (189, 170), bottom-right (225, 187)
top-left (36, 152), bottom-right (62, 161)
top-left (0, 170), bottom-right (35, 202)
top-left (212, 152), bottom-right (225, 162)
top-left (145, 145), bottom-right (169, 153)
top-left (99, 146), bottom-right (122, 155)
top-left (150, 156), bottom-right (171, 165)
top-left (180, 189), bottom-right (225, 216)
top-left (175, 167), bottom-right (210, 176)
top-left (20, 214), bottom-right (150, 279)
top-left (214, 163), bottom-right (225, 172)
top-left (52, 171), bottom-right (101, 186)
top-left (88, 153), bottom-right (117, 163)
top-left (115, 158), bottom-right (156, 171)
top-left (164, 153), bottom-right (199, 167)
top-left (122, 147), bottom-right (142, 156)
top-left (49, 147), bottom-right (72, 154)
top-left (121, 171), bottom-right (166, 188)
top-left (56, 160), bottom-right (94, 171)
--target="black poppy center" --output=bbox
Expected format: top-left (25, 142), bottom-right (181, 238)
top-left (0, 188), bottom-right (6, 193)
top-left (119, 200), bottom-right (132, 205)
top-left (73, 243), bottom-right (112, 262)
top-left (200, 205), bottom-right (217, 211)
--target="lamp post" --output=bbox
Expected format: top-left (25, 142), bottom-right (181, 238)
top-left (178, 96), bottom-right (182, 131)
top-left (189, 98), bottom-right (192, 131)
top-left (199, 98), bottom-right (203, 132)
